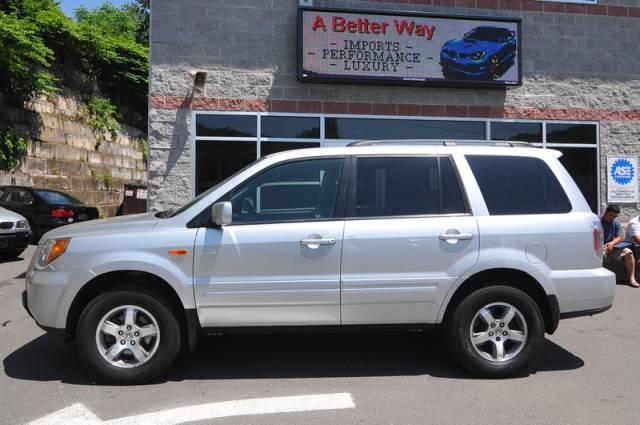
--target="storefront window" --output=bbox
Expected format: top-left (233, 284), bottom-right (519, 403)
top-left (261, 116), bottom-right (320, 138)
top-left (546, 123), bottom-right (597, 145)
top-left (195, 141), bottom-right (257, 195)
top-left (553, 147), bottom-right (598, 213)
top-left (490, 122), bottom-right (542, 144)
top-left (261, 142), bottom-right (320, 156)
top-left (325, 118), bottom-right (485, 140)
top-left (196, 114), bottom-right (257, 137)
top-left (192, 113), bottom-right (599, 213)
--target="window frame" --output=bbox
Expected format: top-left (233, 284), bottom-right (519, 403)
top-left (191, 111), bottom-right (599, 213)
top-left (345, 154), bottom-right (471, 220)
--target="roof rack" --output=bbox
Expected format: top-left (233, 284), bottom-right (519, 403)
top-left (347, 140), bottom-right (534, 147)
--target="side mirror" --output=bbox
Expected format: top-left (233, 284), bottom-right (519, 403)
top-left (211, 202), bottom-right (232, 227)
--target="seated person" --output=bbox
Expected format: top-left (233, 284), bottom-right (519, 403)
top-left (601, 204), bottom-right (639, 288)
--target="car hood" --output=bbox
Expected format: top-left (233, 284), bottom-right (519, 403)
top-left (443, 38), bottom-right (499, 55)
top-left (42, 212), bottom-right (161, 240)
top-left (0, 206), bottom-right (26, 222)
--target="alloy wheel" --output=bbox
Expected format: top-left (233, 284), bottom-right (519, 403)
top-left (469, 302), bottom-right (528, 362)
top-left (95, 305), bottom-right (160, 368)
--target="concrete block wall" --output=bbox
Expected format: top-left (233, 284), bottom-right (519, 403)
top-left (150, 0), bottom-right (640, 217)
top-left (0, 95), bottom-right (148, 217)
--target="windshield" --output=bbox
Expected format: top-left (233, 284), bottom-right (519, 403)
top-left (167, 158), bottom-right (264, 218)
top-left (35, 190), bottom-right (82, 205)
top-left (465, 27), bottom-right (502, 42)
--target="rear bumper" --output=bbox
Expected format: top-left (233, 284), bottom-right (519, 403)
top-left (560, 304), bottom-right (612, 319)
top-left (551, 267), bottom-right (616, 316)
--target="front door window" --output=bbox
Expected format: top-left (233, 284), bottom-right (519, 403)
top-left (229, 158), bottom-right (344, 224)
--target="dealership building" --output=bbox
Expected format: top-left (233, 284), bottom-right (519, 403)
top-left (149, 0), bottom-right (640, 216)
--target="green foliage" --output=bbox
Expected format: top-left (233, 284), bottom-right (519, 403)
top-left (0, 113), bottom-right (28, 171)
top-left (0, 0), bottom-right (149, 128)
top-left (101, 171), bottom-right (114, 189)
top-left (90, 168), bottom-right (114, 189)
top-left (81, 96), bottom-right (121, 144)
top-left (136, 137), bottom-right (148, 163)
top-left (131, 0), bottom-right (149, 45)
top-left (0, 8), bottom-right (57, 101)
top-left (73, 3), bottom-right (148, 126)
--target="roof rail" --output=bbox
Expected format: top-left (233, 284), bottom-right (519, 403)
top-left (346, 140), bottom-right (534, 147)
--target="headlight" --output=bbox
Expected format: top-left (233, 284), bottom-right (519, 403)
top-left (16, 220), bottom-right (29, 229)
top-left (35, 238), bottom-right (70, 269)
top-left (470, 51), bottom-right (486, 60)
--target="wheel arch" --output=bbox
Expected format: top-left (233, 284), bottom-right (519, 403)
top-left (440, 268), bottom-right (559, 334)
top-left (65, 270), bottom-right (199, 350)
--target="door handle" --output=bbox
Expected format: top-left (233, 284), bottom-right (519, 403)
top-left (439, 231), bottom-right (473, 241)
top-left (300, 237), bottom-right (336, 247)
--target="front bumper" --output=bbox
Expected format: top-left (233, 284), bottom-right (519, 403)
top-left (22, 290), bottom-right (32, 318)
top-left (0, 230), bottom-right (32, 250)
top-left (22, 290), bottom-right (65, 334)
top-left (440, 57), bottom-right (490, 77)
top-left (25, 267), bottom-right (95, 330)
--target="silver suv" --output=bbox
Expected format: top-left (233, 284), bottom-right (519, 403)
top-left (23, 142), bottom-right (615, 384)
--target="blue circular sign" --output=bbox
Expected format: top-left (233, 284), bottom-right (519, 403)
top-left (611, 158), bottom-right (635, 185)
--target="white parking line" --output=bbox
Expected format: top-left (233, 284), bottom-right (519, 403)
top-left (28, 393), bottom-right (355, 425)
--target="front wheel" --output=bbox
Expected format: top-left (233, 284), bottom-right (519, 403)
top-left (76, 289), bottom-right (182, 384)
top-left (446, 286), bottom-right (544, 378)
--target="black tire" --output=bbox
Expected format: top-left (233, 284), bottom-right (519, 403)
top-left (76, 289), bottom-right (182, 384)
top-left (445, 286), bottom-right (544, 378)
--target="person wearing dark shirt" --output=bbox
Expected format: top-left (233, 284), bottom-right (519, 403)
top-left (601, 204), bottom-right (639, 288)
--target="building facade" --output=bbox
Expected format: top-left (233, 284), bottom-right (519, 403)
top-left (149, 0), bottom-right (640, 217)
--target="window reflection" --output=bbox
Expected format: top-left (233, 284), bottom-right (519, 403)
top-left (261, 116), bottom-right (320, 138)
top-left (261, 142), bottom-right (320, 156)
top-left (326, 118), bottom-right (485, 140)
top-left (491, 122), bottom-right (542, 143)
top-left (546, 124), bottom-right (597, 144)
top-left (195, 141), bottom-right (257, 195)
top-left (196, 115), bottom-right (257, 137)
top-left (554, 147), bottom-right (598, 213)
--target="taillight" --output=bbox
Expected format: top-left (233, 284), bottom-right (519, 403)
top-left (593, 222), bottom-right (603, 257)
top-left (51, 208), bottom-right (75, 218)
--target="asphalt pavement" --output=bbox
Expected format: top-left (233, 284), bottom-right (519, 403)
top-left (1, 246), bottom-right (640, 424)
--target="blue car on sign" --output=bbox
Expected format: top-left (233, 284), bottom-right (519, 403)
top-left (440, 26), bottom-right (517, 80)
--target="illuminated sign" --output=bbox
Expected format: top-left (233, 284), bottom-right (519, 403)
top-left (298, 8), bottom-right (522, 88)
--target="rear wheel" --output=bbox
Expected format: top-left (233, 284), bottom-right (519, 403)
top-left (446, 286), bottom-right (544, 378)
top-left (76, 289), bottom-right (182, 384)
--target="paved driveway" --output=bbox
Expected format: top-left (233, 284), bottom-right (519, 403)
top-left (1, 246), bottom-right (639, 424)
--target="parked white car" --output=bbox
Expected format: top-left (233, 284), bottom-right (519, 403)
top-left (23, 142), bottom-right (615, 384)
top-left (0, 206), bottom-right (31, 259)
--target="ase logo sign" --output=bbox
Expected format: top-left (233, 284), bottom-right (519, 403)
top-left (608, 157), bottom-right (638, 203)
top-left (611, 158), bottom-right (635, 185)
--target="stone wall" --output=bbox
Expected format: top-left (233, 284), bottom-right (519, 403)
top-left (0, 94), bottom-right (147, 217)
top-left (149, 0), bottom-right (640, 218)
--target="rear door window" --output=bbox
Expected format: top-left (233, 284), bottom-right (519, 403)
top-left (35, 190), bottom-right (81, 205)
top-left (4, 189), bottom-right (35, 205)
top-left (350, 156), bottom-right (467, 218)
top-left (466, 155), bottom-right (571, 215)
